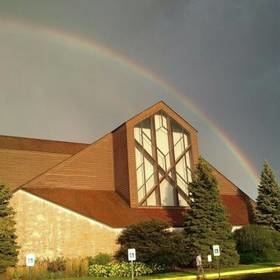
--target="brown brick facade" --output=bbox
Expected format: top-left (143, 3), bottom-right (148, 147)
top-left (11, 190), bottom-right (120, 264)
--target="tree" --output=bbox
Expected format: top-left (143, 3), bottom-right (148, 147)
top-left (255, 161), bottom-right (280, 231)
top-left (115, 219), bottom-right (187, 269)
top-left (234, 224), bottom-right (280, 264)
top-left (0, 184), bottom-right (18, 273)
top-left (184, 158), bottom-right (239, 267)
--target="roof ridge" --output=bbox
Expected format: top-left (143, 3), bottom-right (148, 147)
top-left (0, 134), bottom-right (89, 144)
top-left (0, 135), bottom-right (89, 154)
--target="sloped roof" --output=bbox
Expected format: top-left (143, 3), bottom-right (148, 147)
top-left (0, 135), bottom-right (90, 191)
top-left (23, 188), bottom-right (249, 227)
top-left (24, 134), bottom-right (115, 191)
top-left (23, 188), bottom-right (185, 228)
top-left (0, 135), bottom-right (88, 154)
top-left (0, 149), bottom-right (70, 191)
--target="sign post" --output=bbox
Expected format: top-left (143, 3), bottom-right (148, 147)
top-left (207, 254), bottom-right (212, 269)
top-left (212, 245), bottom-right (221, 280)
top-left (128, 248), bottom-right (136, 280)
top-left (26, 253), bottom-right (35, 280)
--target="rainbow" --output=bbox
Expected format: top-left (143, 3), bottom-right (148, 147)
top-left (0, 18), bottom-right (259, 187)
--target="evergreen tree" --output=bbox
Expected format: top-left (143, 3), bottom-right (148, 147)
top-left (0, 184), bottom-right (18, 273)
top-left (255, 161), bottom-right (280, 231)
top-left (184, 158), bottom-right (239, 267)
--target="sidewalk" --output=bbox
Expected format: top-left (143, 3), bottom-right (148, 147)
top-left (152, 265), bottom-right (280, 279)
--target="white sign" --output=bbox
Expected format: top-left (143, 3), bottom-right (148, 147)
top-left (26, 253), bottom-right (36, 267)
top-left (213, 245), bottom-right (220, 257)
top-left (207, 254), bottom-right (212, 262)
top-left (128, 248), bottom-right (136, 261)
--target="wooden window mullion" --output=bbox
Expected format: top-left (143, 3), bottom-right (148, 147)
top-left (167, 118), bottom-right (179, 206)
top-left (151, 116), bottom-right (161, 205)
top-left (140, 125), bottom-right (147, 206)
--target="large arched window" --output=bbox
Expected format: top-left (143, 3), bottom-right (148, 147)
top-left (134, 111), bottom-right (192, 207)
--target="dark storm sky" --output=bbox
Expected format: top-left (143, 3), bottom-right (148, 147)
top-left (0, 0), bottom-right (279, 198)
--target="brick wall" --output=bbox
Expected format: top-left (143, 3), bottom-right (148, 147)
top-left (11, 190), bottom-right (120, 264)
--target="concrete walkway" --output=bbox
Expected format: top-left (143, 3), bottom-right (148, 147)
top-left (153, 265), bottom-right (280, 279)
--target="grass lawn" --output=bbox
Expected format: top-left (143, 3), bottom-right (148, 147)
top-left (53, 263), bottom-right (280, 280)
top-left (53, 272), bottom-right (194, 280)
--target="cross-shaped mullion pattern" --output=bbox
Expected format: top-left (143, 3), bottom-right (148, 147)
top-left (134, 112), bottom-right (192, 207)
top-left (135, 139), bottom-right (190, 206)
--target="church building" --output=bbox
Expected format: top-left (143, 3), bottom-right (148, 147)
top-left (0, 101), bottom-right (253, 263)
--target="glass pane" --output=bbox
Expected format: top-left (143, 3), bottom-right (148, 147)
top-left (135, 148), bottom-right (143, 169)
top-left (177, 173), bottom-right (188, 196)
top-left (160, 179), bottom-right (174, 206)
top-left (156, 128), bottom-right (169, 154)
top-left (141, 118), bottom-right (151, 138)
top-left (143, 133), bottom-right (152, 155)
top-left (136, 166), bottom-right (144, 189)
top-left (144, 158), bottom-right (154, 179)
top-left (172, 123), bottom-right (181, 143)
top-left (157, 149), bottom-right (166, 171)
top-left (154, 114), bottom-right (161, 130)
top-left (162, 113), bottom-right (167, 129)
top-left (176, 157), bottom-right (187, 181)
top-left (174, 137), bottom-right (184, 159)
top-left (134, 127), bottom-right (142, 143)
top-left (138, 185), bottom-right (146, 202)
top-left (147, 192), bottom-right (157, 206)
top-left (146, 174), bottom-right (156, 206)
top-left (186, 151), bottom-right (192, 182)
top-left (178, 193), bottom-right (188, 207)
top-left (184, 133), bottom-right (189, 148)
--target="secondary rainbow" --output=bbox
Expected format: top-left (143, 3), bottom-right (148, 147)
top-left (0, 18), bottom-right (259, 187)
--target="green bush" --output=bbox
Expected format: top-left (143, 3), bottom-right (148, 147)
top-left (88, 253), bottom-right (112, 265)
top-left (88, 261), bottom-right (164, 277)
top-left (115, 219), bottom-right (187, 269)
top-left (234, 224), bottom-right (280, 263)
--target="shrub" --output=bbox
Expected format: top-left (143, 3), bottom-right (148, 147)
top-left (88, 253), bottom-right (112, 265)
top-left (47, 257), bottom-right (66, 273)
top-left (115, 219), bottom-right (187, 270)
top-left (88, 261), bottom-right (164, 277)
top-left (64, 258), bottom-right (88, 277)
top-left (3, 258), bottom-right (88, 280)
top-left (4, 261), bottom-right (50, 280)
top-left (234, 224), bottom-right (280, 263)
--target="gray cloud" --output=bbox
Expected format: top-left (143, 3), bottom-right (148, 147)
top-left (0, 0), bottom-right (279, 197)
